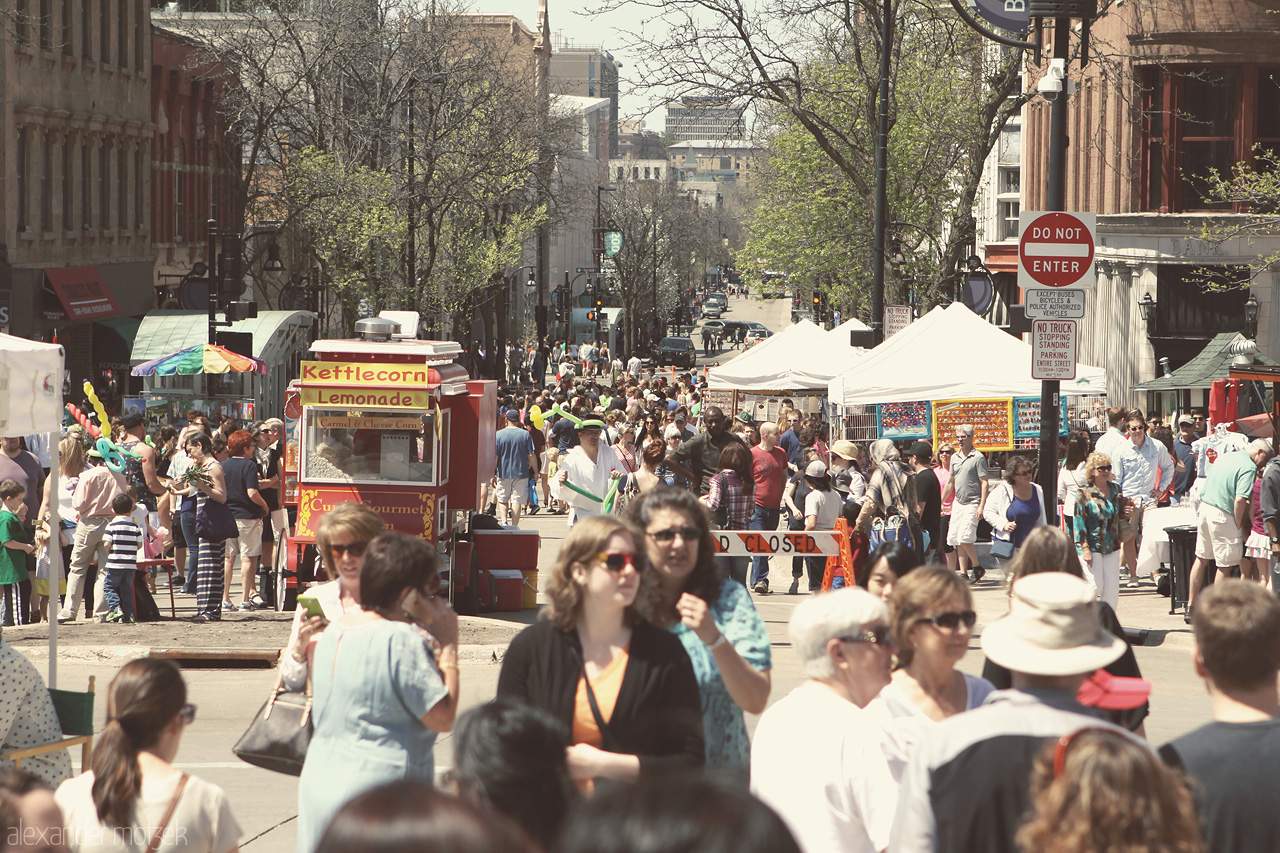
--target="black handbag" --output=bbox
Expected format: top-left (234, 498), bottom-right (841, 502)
top-left (232, 672), bottom-right (313, 776)
top-left (196, 499), bottom-right (238, 543)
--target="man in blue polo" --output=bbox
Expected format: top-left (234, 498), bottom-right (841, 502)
top-left (494, 411), bottom-right (536, 527)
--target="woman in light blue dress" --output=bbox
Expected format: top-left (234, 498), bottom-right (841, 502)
top-left (629, 488), bottom-right (772, 782)
top-left (296, 532), bottom-right (460, 853)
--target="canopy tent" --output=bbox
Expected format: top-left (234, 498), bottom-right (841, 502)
top-left (831, 316), bottom-right (872, 335)
top-left (706, 320), bottom-right (827, 390)
top-left (829, 302), bottom-right (1108, 406)
top-left (0, 334), bottom-right (66, 685)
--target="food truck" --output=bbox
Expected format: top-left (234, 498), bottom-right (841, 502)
top-left (274, 314), bottom-right (497, 614)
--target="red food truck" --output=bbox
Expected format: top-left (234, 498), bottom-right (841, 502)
top-left (274, 315), bottom-right (498, 614)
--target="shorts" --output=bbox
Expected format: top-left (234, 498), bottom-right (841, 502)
top-left (540, 451), bottom-right (551, 476)
top-left (947, 503), bottom-right (980, 546)
top-left (230, 518), bottom-right (264, 558)
top-left (1117, 500), bottom-right (1150, 543)
top-left (172, 511), bottom-right (187, 549)
top-left (1195, 502), bottom-right (1244, 567)
top-left (1245, 531), bottom-right (1270, 560)
top-left (496, 477), bottom-right (529, 506)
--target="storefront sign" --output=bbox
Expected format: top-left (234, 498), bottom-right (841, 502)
top-left (300, 387), bottom-right (432, 409)
top-left (295, 485), bottom-right (437, 542)
top-left (300, 361), bottom-right (434, 387)
top-left (43, 267), bottom-right (120, 320)
top-left (314, 415), bottom-right (425, 431)
top-left (933, 398), bottom-right (1014, 451)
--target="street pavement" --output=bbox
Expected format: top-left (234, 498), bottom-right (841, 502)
top-left (692, 291), bottom-right (794, 372)
top-left (4, 297), bottom-right (1214, 851)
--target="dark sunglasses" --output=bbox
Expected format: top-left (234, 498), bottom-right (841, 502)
top-left (330, 541), bottom-right (368, 558)
top-left (917, 610), bottom-right (977, 630)
top-left (1129, 425), bottom-right (1147, 432)
top-left (1097, 464), bottom-right (1112, 471)
top-left (648, 525), bottom-right (701, 543)
top-left (838, 626), bottom-right (893, 647)
top-left (594, 552), bottom-right (648, 573)
top-left (179, 703), bottom-right (198, 725)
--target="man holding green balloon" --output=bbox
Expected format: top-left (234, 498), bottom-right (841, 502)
top-left (552, 415), bottom-right (623, 527)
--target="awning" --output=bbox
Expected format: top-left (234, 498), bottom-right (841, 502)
top-left (982, 243), bottom-right (1019, 274)
top-left (94, 316), bottom-right (143, 372)
top-left (131, 310), bottom-right (315, 370)
top-left (43, 267), bottom-right (120, 321)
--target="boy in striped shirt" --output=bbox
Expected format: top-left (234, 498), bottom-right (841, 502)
top-left (101, 493), bottom-right (143, 624)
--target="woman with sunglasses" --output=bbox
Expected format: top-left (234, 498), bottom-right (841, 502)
top-left (55, 658), bottom-right (242, 853)
top-left (297, 532), bottom-right (459, 853)
top-left (279, 502), bottom-right (386, 692)
top-left (497, 515), bottom-right (704, 792)
top-left (629, 488), bottom-right (771, 780)
top-left (1072, 451), bottom-right (1123, 609)
top-left (982, 454), bottom-right (1047, 567)
top-left (868, 567), bottom-right (993, 778)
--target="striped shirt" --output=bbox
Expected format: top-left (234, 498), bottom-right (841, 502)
top-left (103, 518), bottom-right (143, 573)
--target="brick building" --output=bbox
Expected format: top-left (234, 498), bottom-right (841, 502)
top-left (1020, 0), bottom-right (1280, 407)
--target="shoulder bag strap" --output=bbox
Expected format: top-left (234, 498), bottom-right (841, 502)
top-left (144, 773), bottom-right (189, 853)
top-left (576, 642), bottom-right (617, 751)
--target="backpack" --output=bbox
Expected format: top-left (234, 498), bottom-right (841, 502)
top-left (867, 461), bottom-right (916, 553)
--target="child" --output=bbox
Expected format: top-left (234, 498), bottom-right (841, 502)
top-left (0, 478), bottom-right (34, 626)
top-left (101, 493), bottom-right (144, 624)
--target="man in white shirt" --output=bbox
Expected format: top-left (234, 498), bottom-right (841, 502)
top-left (752, 588), bottom-right (897, 853)
top-left (627, 353), bottom-right (642, 380)
top-left (1114, 410), bottom-right (1173, 585)
top-left (552, 418), bottom-right (622, 526)
top-left (1093, 406), bottom-right (1130, 466)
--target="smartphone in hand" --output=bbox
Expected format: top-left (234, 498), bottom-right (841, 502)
top-left (297, 594), bottom-right (324, 620)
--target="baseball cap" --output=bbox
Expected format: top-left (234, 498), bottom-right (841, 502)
top-left (1177, 415), bottom-right (1194, 427)
top-left (504, 410), bottom-right (520, 422)
top-left (805, 460), bottom-right (828, 478)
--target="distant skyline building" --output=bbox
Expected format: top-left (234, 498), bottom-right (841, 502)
top-left (664, 96), bottom-right (746, 143)
top-left (549, 42), bottom-right (620, 157)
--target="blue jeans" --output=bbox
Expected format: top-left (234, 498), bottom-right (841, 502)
top-left (103, 569), bottom-right (135, 620)
top-left (748, 506), bottom-right (782, 587)
top-left (180, 509), bottom-right (199, 594)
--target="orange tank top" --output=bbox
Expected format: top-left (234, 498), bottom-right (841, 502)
top-left (572, 645), bottom-right (630, 747)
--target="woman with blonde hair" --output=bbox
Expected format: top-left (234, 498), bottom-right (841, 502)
top-left (868, 567), bottom-right (993, 777)
top-left (1073, 451), bottom-right (1123, 610)
top-left (279, 502), bottom-right (386, 692)
top-left (32, 435), bottom-right (86, 621)
top-left (1016, 728), bottom-right (1203, 853)
top-left (55, 658), bottom-right (241, 853)
top-left (497, 515), bottom-right (703, 790)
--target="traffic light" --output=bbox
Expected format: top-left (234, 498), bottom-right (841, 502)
top-left (812, 293), bottom-right (821, 308)
top-left (594, 293), bottom-right (604, 310)
top-left (586, 311), bottom-right (597, 322)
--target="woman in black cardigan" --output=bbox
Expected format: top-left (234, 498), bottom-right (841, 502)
top-left (497, 515), bottom-right (704, 788)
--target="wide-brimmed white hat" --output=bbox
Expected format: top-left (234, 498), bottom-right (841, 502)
top-left (981, 573), bottom-right (1125, 676)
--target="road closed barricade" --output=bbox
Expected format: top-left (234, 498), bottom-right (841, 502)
top-left (711, 530), bottom-right (842, 557)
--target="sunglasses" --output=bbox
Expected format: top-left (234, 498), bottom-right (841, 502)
top-left (838, 626), bottom-right (893, 647)
top-left (594, 552), bottom-right (648, 573)
top-left (916, 610), bottom-right (977, 630)
top-left (330, 541), bottom-right (368, 558)
top-left (1097, 464), bottom-right (1112, 471)
top-left (179, 703), bottom-right (198, 725)
top-left (1014, 470), bottom-right (1032, 477)
top-left (1129, 425), bottom-right (1147, 432)
top-left (648, 525), bottom-right (701, 543)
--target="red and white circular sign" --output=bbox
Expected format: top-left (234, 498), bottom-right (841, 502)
top-left (1018, 212), bottom-right (1095, 288)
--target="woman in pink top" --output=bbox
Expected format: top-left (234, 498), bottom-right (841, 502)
top-left (934, 444), bottom-right (955, 564)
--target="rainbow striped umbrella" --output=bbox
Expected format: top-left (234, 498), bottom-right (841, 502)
top-left (131, 343), bottom-right (268, 376)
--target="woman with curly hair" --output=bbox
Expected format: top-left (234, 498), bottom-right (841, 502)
top-left (497, 515), bottom-right (704, 792)
top-left (1016, 727), bottom-right (1203, 853)
top-left (628, 488), bottom-right (771, 780)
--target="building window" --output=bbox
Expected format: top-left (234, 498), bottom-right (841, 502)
top-left (41, 133), bottom-right (53, 232)
top-left (135, 148), bottom-right (143, 228)
top-left (16, 129), bottom-right (28, 232)
top-left (118, 145), bottom-right (128, 227)
top-left (101, 0), bottom-right (110, 65)
top-left (100, 142), bottom-right (110, 228)
top-left (1141, 66), bottom-right (1280, 213)
top-left (40, 0), bottom-right (51, 49)
top-left (82, 144), bottom-right (92, 229)
top-left (998, 200), bottom-right (1020, 241)
top-left (63, 139), bottom-right (73, 231)
top-left (62, 0), bottom-right (72, 54)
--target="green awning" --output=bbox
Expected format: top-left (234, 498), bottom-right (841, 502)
top-left (1134, 332), bottom-right (1278, 392)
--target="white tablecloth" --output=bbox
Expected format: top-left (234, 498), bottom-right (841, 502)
top-left (1135, 505), bottom-right (1197, 578)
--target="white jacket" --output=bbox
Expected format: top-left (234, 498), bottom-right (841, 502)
top-left (983, 481), bottom-right (1047, 542)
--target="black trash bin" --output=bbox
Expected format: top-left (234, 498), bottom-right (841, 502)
top-left (1164, 524), bottom-right (1199, 616)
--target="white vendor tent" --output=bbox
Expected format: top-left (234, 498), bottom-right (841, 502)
top-left (0, 334), bottom-right (66, 684)
top-left (829, 302), bottom-right (1108, 406)
top-left (707, 320), bottom-right (824, 390)
top-left (707, 319), bottom-right (870, 391)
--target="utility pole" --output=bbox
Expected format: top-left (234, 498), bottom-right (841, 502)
top-left (869, 0), bottom-right (893, 345)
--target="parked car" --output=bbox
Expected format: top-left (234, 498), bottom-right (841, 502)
top-left (703, 303), bottom-right (722, 319)
top-left (655, 336), bottom-right (697, 368)
top-left (744, 328), bottom-right (771, 347)
top-left (700, 319), bottom-right (726, 335)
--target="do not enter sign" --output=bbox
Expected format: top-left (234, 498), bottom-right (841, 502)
top-left (1017, 211), bottom-right (1097, 290)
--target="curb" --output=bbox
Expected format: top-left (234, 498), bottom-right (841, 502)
top-left (13, 643), bottom-right (510, 665)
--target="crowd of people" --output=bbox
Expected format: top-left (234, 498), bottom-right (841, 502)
top-left (0, 411), bottom-right (286, 628)
top-left (8, 343), bottom-right (1280, 852)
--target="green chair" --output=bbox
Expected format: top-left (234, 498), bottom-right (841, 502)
top-left (3, 676), bottom-right (95, 771)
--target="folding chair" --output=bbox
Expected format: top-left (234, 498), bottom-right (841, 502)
top-left (3, 676), bottom-right (96, 771)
